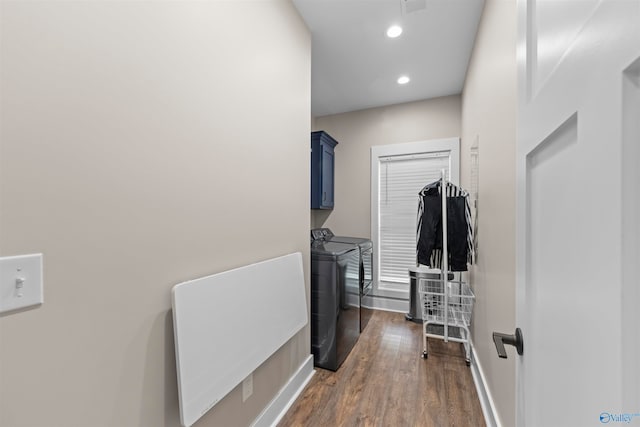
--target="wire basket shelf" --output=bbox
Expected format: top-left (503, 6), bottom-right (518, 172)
top-left (419, 279), bottom-right (475, 328)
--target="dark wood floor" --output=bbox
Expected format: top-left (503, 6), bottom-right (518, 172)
top-left (279, 310), bottom-right (486, 427)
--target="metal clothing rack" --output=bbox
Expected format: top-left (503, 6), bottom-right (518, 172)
top-left (419, 170), bottom-right (475, 365)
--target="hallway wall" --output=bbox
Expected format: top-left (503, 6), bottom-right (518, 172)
top-left (312, 95), bottom-right (461, 237)
top-left (0, 2), bottom-right (310, 426)
top-left (460, 0), bottom-right (517, 425)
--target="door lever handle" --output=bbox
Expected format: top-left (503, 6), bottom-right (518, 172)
top-left (492, 328), bottom-right (523, 358)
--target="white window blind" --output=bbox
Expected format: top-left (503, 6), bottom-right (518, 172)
top-left (378, 153), bottom-right (450, 286)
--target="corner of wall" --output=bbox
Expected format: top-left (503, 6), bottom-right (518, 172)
top-left (460, 0), bottom-right (517, 425)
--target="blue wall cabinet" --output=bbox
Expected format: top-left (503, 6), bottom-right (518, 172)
top-left (311, 131), bottom-right (338, 209)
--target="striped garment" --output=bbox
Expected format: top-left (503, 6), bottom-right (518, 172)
top-left (416, 179), bottom-right (474, 271)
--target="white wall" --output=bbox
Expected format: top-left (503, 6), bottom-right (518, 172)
top-left (312, 95), bottom-right (461, 237)
top-left (460, 1), bottom-right (517, 425)
top-left (0, 2), bottom-right (310, 426)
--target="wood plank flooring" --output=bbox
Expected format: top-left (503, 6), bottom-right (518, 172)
top-left (279, 310), bottom-right (486, 427)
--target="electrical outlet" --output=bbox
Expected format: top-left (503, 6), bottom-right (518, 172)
top-left (0, 254), bottom-right (43, 314)
top-left (242, 373), bottom-right (253, 402)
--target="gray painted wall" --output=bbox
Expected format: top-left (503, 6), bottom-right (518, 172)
top-left (461, 1), bottom-right (517, 425)
top-left (0, 2), bottom-right (311, 426)
top-left (312, 95), bottom-right (462, 237)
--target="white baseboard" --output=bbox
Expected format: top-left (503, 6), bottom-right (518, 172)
top-left (470, 344), bottom-right (501, 427)
top-left (251, 354), bottom-right (315, 427)
top-left (366, 295), bottom-right (409, 313)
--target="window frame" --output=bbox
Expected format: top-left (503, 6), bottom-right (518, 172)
top-left (370, 138), bottom-right (460, 299)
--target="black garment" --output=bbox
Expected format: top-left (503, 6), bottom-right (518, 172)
top-left (416, 180), bottom-right (473, 272)
top-left (446, 197), bottom-right (469, 271)
top-left (417, 195), bottom-right (442, 267)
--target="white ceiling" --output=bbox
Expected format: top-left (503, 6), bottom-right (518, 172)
top-left (293, 0), bottom-right (485, 117)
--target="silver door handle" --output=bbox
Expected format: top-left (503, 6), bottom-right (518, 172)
top-left (493, 328), bottom-right (523, 358)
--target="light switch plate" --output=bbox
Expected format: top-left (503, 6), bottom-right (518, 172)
top-left (0, 254), bottom-right (43, 314)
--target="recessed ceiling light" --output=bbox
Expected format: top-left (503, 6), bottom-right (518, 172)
top-left (397, 75), bottom-right (410, 85)
top-left (386, 25), bottom-right (403, 38)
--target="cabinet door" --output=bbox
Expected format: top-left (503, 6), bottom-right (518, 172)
top-left (320, 143), bottom-right (334, 208)
top-left (310, 130), bottom-right (338, 209)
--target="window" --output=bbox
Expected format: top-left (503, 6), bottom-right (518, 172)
top-left (371, 138), bottom-right (460, 299)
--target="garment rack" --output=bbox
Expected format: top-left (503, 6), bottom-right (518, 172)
top-left (418, 169), bottom-right (475, 365)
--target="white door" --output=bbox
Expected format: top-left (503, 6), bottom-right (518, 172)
top-left (516, 1), bottom-right (640, 426)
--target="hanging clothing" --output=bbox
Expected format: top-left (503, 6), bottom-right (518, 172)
top-left (416, 179), bottom-right (474, 271)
